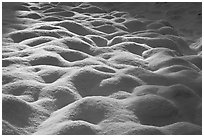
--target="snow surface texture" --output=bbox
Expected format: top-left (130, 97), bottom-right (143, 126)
top-left (2, 2), bottom-right (202, 135)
